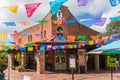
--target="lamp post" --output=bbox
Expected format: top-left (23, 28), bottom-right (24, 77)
top-left (8, 53), bottom-right (12, 80)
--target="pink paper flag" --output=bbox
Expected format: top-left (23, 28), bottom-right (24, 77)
top-left (25, 3), bottom-right (41, 17)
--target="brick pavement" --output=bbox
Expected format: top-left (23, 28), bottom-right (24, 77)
top-left (4, 69), bottom-right (120, 80)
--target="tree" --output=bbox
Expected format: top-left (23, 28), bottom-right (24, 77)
top-left (105, 20), bottom-right (120, 35)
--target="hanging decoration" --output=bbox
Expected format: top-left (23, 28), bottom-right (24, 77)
top-left (77, 35), bottom-right (86, 40)
top-left (67, 36), bottom-right (75, 42)
top-left (19, 21), bottom-right (30, 26)
top-left (0, 33), bottom-right (8, 39)
top-left (110, 16), bottom-right (120, 20)
top-left (49, 0), bottom-right (68, 15)
top-left (65, 19), bottom-right (76, 24)
top-left (35, 20), bottom-right (48, 24)
top-left (109, 0), bottom-right (120, 6)
top-left (79, 18), bottom-right (92, 22)
top-left (25, 3), bottom-right (41, 17)
top-left (77, 0), bottom-right (93, 6)
top-left (3, 5), bottom-right (18, 14)
top-left (2, 22), bottom-right (16, 26)
top-left (94, 18), bottom-right (106, 26)
top-left (22, 32), bottom-right (30, 36)
top-left (35, 34), bottom-right (42, 37)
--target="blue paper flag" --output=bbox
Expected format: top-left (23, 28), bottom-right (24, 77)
top-left (3, 22), bottom-right (16, 26)
top-left (40, 44), bottom-right (46, 50)
top-left (110, 0), bottom-right (120, 6)
top-left (20, 47), bottom-right (26, 52)
top-left (56, 35), bottom-right (66, 41)
top-left (65, 19), bottom-right (77, 24)
top-left (23, 33), bottom-right (30, 36)
top-left (49, 0), bottom-right (68, 15)
top-left (110, 16), bottom-right (120, 20)
top-left (110, 33), bottom-right (120, 40)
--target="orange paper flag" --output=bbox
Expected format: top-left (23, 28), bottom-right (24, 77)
top-left (19, 21), bottom-right (30, 26)
top-left (90, 36), bottom-right (98, 40)
top-left (67, 36), bottom-right (75, 42)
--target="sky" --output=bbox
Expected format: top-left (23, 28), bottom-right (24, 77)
top-left (0, 0), bottom-right (120, 44)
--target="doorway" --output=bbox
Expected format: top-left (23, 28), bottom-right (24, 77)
top-left (55, 50), bottom-right (66, 70)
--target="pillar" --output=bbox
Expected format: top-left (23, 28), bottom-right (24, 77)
top-left (21, 52), bottom-right (27, 66)
top-left (95, 54), bottom-right (100, 72)
top-left (77, 49), bottom-right (87, 73)
top-left (8, 53), bottom-right (14, 70)
top-left (36, 50), bottom-right (45, 74)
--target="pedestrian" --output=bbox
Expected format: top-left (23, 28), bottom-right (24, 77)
top-left (116, 60), bottom-right (119, 71)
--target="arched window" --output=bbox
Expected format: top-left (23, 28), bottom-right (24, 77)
top-left (44, 30), bottom-right (46, 38)
top-left (28, 35), bottom-right (32, 42)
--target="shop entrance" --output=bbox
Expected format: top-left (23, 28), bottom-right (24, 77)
top-left (55, 50), bottom-right (66, 70)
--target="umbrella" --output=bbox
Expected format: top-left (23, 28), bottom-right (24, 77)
top-left (94, 40), bottom-right (120, 51)
top-left (87, 40), bottom-right (120, 55)
top-left (102, 49), bottom-right (120, 55)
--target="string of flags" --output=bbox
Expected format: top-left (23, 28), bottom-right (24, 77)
top-left (0, 33), bottom-right (119, 52)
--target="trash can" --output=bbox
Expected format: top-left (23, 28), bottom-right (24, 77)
top-left (79, 65), bottom-right (85, 74)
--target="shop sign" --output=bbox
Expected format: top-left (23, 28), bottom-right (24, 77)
top-left (24, 75), bottom-right (31, 80)
top-left (70, 58), bottom-right (76, 68)
top-left (107, 56), bottom-right (116, 67)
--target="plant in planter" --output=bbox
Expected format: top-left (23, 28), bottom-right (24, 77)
top-left (16, 65), bottom-right (25, 72)
top-left (11, 66), bottom-right (15, 70)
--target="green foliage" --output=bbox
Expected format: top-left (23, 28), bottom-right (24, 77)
top-left (14, 52), bottom-right (21, 62)
top-left (0, 52), bottom-right (7, 73)
top-left (106, 20), bottom-right (120, 35)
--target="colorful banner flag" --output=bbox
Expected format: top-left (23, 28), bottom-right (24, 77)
top-left (2, 22), bottom-right (16, 26)
top-left (25, 3), bottom-right (41, 17)
top-left (0, 33), bottom-right (8, 39)
top-left (3, 5), bottom-right (18, 14)
top-left (79, 18), bottom-right (92, 22)
top-left (90, 36), bottom-right (98, 40)
top-left (109, 0), bottom-right (120, 6)
top-left (77, 0), bottom-right (93, 6)
top-left (77, 35), bottom-right (86, 40)
top-left (40, 44), bottom-right (46, 50)
top-left (35, 34), bottom-right (42, 37)
top-left (49, 0), bottom-right (68, 15)
top-left (88, 40), bottom-right (94, 45)
top-left (110, 16), bottom-right (120, 20)
top-left (94, 18), bottom-right (106, 26)
top-left (56, 35), bottom-right (66, 41)
top-left (67, 36), bottom-right (75, 42)
top-left (52, 20), bottom-right (62, 25)
top-left (27, 47), bottom-right (33, 51)
top-left (19, 21), bottom-right (30, 25)
top-left (36, 20), bottom-right (48, 24)
top-left (47, 35), bottom-right (55, 40)
top-left (22, 33), bottom-right (30, 36)
top-left (65, 19), bottom-right (76, 24)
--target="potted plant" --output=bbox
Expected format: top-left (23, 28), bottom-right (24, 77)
top-left (16, 65), bottom-right (25, 72)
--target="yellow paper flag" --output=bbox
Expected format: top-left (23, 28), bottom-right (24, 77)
top-left (3, 5), bottom-right (18, 14)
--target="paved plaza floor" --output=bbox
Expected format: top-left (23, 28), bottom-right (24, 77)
top-left (4, 69), bottom-right (120, 80)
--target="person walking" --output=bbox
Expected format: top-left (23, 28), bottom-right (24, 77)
top-left (116, 60), bottom-right (119, 71)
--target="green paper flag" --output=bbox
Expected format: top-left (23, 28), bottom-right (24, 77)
top-left (77, 36), bottom-right (86, 40)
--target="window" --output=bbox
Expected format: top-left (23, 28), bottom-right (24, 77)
top-left (18, 38), bottom-right (22, 44)
top-left (28, 35), bottom-right (32, 42)
top-left (44, 30), bottom-right (46, 38)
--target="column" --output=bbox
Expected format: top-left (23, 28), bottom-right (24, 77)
top-left (95, 54), bottom-right (100, 72)
top-left (8, 53), bottom-right (14, 70)
top-left (21, 52), bottom-right (27, 66)
top-left (36, 50), bottom-right (45, 74)
top-left (77, 49), bottom-right (87, 73)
